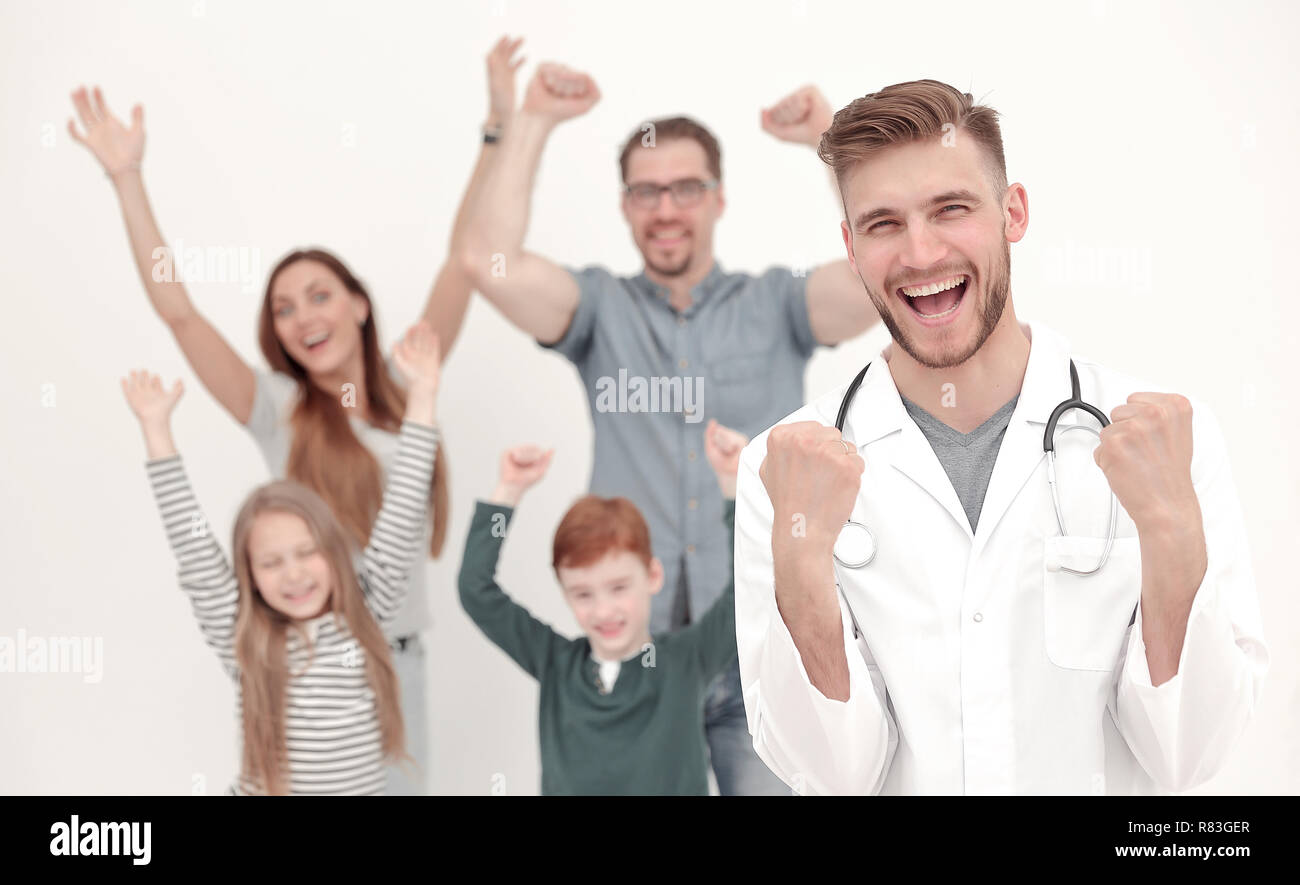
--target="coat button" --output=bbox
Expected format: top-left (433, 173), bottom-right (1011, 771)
top-left (973, 612), bottom-right (984, 623)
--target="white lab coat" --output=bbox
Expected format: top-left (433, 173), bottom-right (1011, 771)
top-left (734, 321), bottom-right (1268, 795)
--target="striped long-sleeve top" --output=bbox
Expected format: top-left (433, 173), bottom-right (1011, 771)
top-left (145, 420), bottom-right (440, 795)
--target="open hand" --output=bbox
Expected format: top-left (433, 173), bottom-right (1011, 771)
top-left (69, 86), bottom-right (144, 176)
top-left (486, 36), bottom-right (527, 127)
top-left (392, 320), bottom-right (442, 393)
top-left (120, 370), bottom-right (183, 428)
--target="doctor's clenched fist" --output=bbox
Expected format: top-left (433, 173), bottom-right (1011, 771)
top-left (1094, 392), bottom-right (1208, 612)
top-left (760, 421), bottom-right (865, 555)
top-left (1094, 393), bottom-right (1201, 533)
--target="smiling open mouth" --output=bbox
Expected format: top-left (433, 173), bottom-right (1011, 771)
top-left (649, 229), bottom-right (686, 246)
top-left (284, 583), bottom-right (317, 601)
top-left (897, 275), bottom-right (969, 319)
top-left (302, 331), bottom-right (330, 352)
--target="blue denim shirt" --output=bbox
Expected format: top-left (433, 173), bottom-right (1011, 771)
top-left (540, 261), bottom-right (818, 632)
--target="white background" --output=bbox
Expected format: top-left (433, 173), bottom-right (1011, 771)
top-left (1, 0), bottom-right (1296, 795)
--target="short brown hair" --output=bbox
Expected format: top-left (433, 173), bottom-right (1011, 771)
top-left (618, 116), bottom-right (722, 183)
top-left (553, 495), bottom-right (653, 573)
top-left (817, 80), bottom-right (1007, 200)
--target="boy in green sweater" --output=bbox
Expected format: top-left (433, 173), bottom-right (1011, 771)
top-left (457, 419), bottom-right (750, 795)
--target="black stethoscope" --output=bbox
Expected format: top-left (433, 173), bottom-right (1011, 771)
top-left (830, 359), bottom-right (1118, 578)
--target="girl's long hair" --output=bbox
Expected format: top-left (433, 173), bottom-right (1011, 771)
top-left (258, 248), bottom-right (449, 561)
top-left (230, 480), bottom-right (407, 795)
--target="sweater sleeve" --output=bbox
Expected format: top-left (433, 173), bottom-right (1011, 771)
top-left (358, 421), bottom-right (440, 628)
top-left (678, 498), bottom-right (739, 680)
top-left (457, 500), bottom-right (568, 680)
top-left (145, 455), bottom-right (241, 681)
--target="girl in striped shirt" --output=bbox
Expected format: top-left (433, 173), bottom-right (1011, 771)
top-left (122, 322), bottom-right (443, 796)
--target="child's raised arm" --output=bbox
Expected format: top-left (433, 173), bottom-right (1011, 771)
top-left (123, 371), bottom-right (241, 679)
top-left (121, 369), bottom-right (184, 459)
top-left (357, 322), bottom-right (442, 625)
top-left (458, 444), bottom-right (566, 680)
top-left (683, 420), bottom-right (749, 678)
top-left (488, 444), bottom-right (554, 508)
top-left (705, 418), bottom-right (745, 501)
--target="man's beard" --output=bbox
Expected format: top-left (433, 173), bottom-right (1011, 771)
top-left (642, 236), bottom-right (694, 278)
top-left (865, 240), bottom-right (1011, 369)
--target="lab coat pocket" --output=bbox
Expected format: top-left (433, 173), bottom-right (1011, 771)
top-left (1042, 535), bottom-right (1142, 672)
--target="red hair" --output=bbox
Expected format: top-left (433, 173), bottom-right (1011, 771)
top-left (552, 496), bottom-right (652, 573)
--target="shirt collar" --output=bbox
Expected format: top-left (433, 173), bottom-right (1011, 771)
top-left (837, 320), bottom-right (1074, 448)
top-left (634, 260), bottom-right (727, 311)
top-left (301, 611), bottom-right (336, 643)
top-left (589, 644), bottom-right (648, 665)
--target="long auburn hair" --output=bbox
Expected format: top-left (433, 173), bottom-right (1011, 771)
top-left (258, 248), bottom-right (449, 560)
top-left (230, 480), bottom-right (407, 795)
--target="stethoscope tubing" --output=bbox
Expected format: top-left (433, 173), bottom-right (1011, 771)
top-left (829, 359), bottom-right (1117, 576)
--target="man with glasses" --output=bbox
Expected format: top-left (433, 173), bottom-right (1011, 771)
top-left (461, 61), bottom-right (879, 795)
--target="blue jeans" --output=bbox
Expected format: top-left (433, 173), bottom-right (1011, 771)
top-left (384, 633), bottom-right (428, 795)
top-left (704, 656), bottom-right (790, 795)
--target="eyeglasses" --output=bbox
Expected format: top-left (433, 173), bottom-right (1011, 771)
top-left (623, 178), bottom-right (719, 210)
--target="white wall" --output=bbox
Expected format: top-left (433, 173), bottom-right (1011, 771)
top-left (1, 0), bottom-right (1295, 795)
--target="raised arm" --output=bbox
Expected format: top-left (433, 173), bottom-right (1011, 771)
top-left (357, 322), bottom-right (442, 625)
top-left (761, 85), bottom-right (880, 346)
top-left (670, 421), bottom-right (746, 677)
top-left (1102, 398), bottom-right (1269, 791)
top-left (734, 421), bottom-right (898, 794)
top-left (459, 63), bottom-right (599, 345)
top-left (419, 37), bottom-right (526, 361)
top-left (123, 371), bottom-right (240, 680)
top-left (71, 87), bottom-right (255, 425)
top-left (457, 444), bottom-right (567, 680)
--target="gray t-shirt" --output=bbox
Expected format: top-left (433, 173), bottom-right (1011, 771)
top-left (244, 358), bottom-right (432, 639)
top-left (899, 394), bottom-right (1020, 533)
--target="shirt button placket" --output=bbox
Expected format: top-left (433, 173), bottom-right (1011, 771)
top-left (679, 310), bottom-right (700, 617)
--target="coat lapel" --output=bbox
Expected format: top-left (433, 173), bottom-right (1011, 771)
top-left (841, 357), bottom-right (973, 539)
top-left (970, 323), bottom-right (1076, 558)
top-left (838, 323), bottom-right (1080, 557)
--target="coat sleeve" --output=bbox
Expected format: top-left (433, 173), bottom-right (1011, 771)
top-left (1109, 401), bottom-right (1269, 792)
top-left (734, 433), bottom-right (899, 795)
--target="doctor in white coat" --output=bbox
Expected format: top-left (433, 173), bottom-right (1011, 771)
top-left (734, 79), bottom-right (1268, 795)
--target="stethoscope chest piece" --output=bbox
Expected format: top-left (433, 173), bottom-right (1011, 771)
top-left (833, 520), bottom-right (876, 569)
